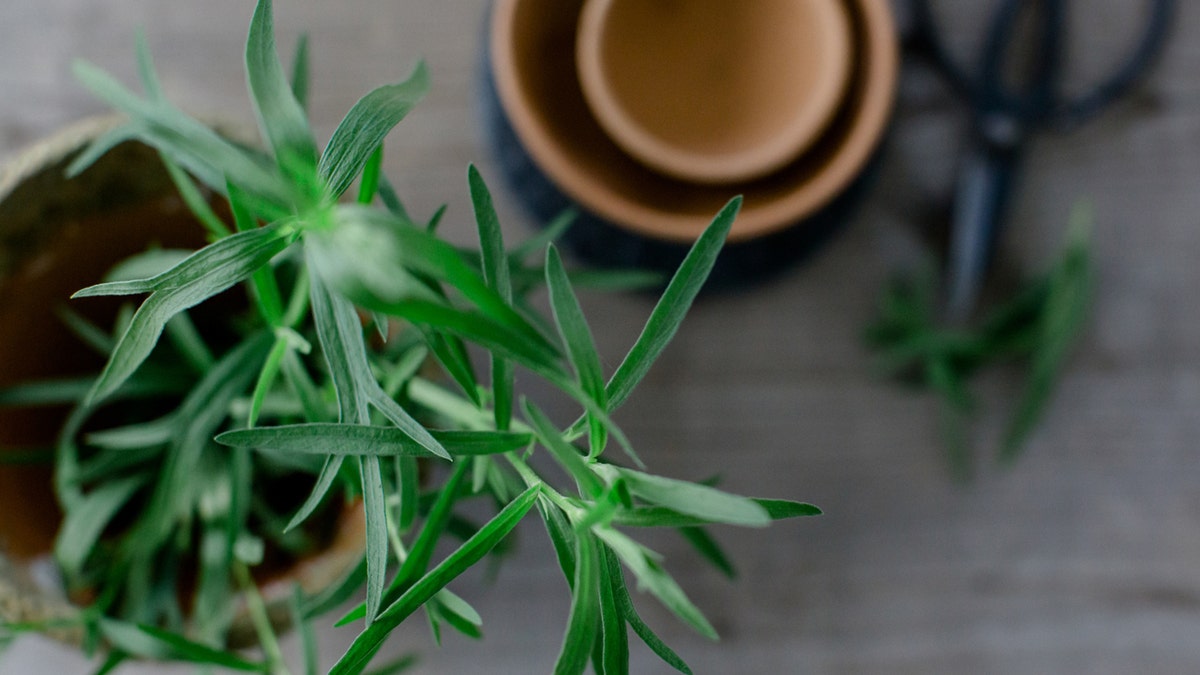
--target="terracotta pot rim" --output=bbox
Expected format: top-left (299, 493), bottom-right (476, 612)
top-left (0, 116), bottom-right (125, 214)
top-left (489, 0), bottom-right (899, 244)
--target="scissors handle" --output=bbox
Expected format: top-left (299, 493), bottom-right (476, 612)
top-left (910, 0), bottom-right (1175, 320)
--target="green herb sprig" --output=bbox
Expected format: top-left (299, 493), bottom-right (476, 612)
top-left (866, 207), bottom-right (1093, 475)
top-left (0, 2), bottom-right (819, 673)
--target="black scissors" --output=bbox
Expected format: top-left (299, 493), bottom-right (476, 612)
top-left (905, 0), bottom-right (1175, 322)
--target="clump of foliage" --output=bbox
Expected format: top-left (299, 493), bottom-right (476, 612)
top-left (866, 210), bottom-right (1092, 476)
top-left (0, 1), bottom-right (818, 673)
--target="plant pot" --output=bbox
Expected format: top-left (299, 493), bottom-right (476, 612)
top-left (0, 118), bottom-right (365, 649)
top-left (480, 0), bottom-right (899, 285)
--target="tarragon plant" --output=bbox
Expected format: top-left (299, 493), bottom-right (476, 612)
top-left (0, 1), bottom-right (818, 673)
top-left (865, 209), bottom-right (1092, 476)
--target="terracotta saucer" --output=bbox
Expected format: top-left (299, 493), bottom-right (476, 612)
top-left (487, 0), bottom-right (899, 246)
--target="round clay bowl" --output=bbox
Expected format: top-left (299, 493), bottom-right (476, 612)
top-left (489, 0), bottom-right (898, 245)
top-left (0, 118), bottom-right (365, 646)
top-left (576, 0), bottom-right (854, 185)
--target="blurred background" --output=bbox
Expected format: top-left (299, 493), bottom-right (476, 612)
top-left (2, 1), bottom-right (1199, 672)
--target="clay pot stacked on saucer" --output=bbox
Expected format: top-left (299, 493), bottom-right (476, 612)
top-left (483, 0), bottom-right (898, 284)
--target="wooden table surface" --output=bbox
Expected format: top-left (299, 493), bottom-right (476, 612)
top-left (3, 1), bottom-right (1199, 673)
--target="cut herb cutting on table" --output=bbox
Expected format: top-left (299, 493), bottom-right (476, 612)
top-left (0, 1), bottom-right (819, 673)
top-left (868, 0), bottom-right (1172, 474)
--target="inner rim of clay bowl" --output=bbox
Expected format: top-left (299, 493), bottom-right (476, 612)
top-left (490, 0), bottom-right (898, 244)
top-left (575, 0), bottom-right (854, 185)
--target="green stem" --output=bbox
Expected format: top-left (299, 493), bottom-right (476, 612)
top-left (281, 266), bottom-right (312, 329)
top-left (233, 562), bottom-right (293, 675)
top-left (356, 146), bottom-right (384, 205)
top-left (160, 153), bottom-right (232, 240)
top-left (504, 452), bottom-right (579, 520)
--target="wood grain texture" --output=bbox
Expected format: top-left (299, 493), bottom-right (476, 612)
top-left (3, 0), bottom-right (1199, 673)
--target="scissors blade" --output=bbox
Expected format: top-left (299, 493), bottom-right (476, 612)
top-left (944, 139), bottom-right (1017, 323)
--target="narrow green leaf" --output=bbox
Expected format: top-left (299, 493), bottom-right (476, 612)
top-left (679, 527), bottom-right (735, 579)
top-left (55, 474), bottom-right (148, 578)
top-left (425, 204), bottom-right (448, 233)
top-left (80, 226), bottom-right (292, 403)
top-left (470, 165), bottom-right (516, 432)
top-left (330, 485), bottom-right (540, 675)
top-left (509, 208), bottom-right (576, 260)
top-left (97, 620), bottom-right (171, 661)
top-left (92, 651), bottom-right (127, 675)
top-left (289, 585), bottom-right (318, 675)
top-left (605, 197), bottom-right (738, 411)
top-left (364, 298), bottom-right (564, 378)
top-left (553, 532), bottom-right (599, 675)
top-left (280, 347), bottom-right (328, 423)
top-left (365, 387), bottom-right (450, 461)
top-left (309, 261), bottom-right (370, 423)
top-left (603, 546), bottom-right (693, 675)
top-left (394, 457), bottom-right (419, 535)
top-left (597, 543), bottom-right (630, 675)
top-left (57, 306), bottom-right (115, 356)
top-left (65, 124), bottom-right (138, 179)
top-left (246, 0), bottom-right (319, 181)
top-left (337, 461), bottom-right (470, 626)
top-left (161, 153), bottom-right (232, 239)
top-left (419, 327), bottom-right (481, 407)
top-left (1001, 214), bottom-right (1092, 461)
top-left (55, 403), bottom-right (92, 509)
top-left (361, 455), bottom-right (388, 625)
top-left (357, 145), bottom-right (384, 204)
top-left (381, 345), bottom-right (428, 397)
top-left (285, 455), bottom-right (344, 532)
top-left (376, 175), bottom-right (412, 221)
top-left (611, 468), bottom-right (770, 527)
top-left (432, 588), bottom-right (483, 639)
top-left (134, 623), bottom-right (269, 671)
top-left (247, 334), bottom-right (290, 426)
top-left (546, 244), bottom-right (607, 456)
top-left (613, 500), bottom-right (820, 528)
top-left (319, 62), bottom-right (430, 199)
top-left (71, 61), bottom-right (294, 213)
top-left (546, 246), bottom-right (604, 406)
top-left (84, 414), bottom-right (176, 450)
top-left (755, 498), bottom-right (823, 519)
top-left (428, 430), bottom-right (531, 456)
top-left (363, 655), bottom-right (419, 675)
top-left (133, 29), bottom-right (163, 99)
top-left (0, 378), bottom-right (96, 407)
top-left (290, 33), bottom-right (310, 112)
top-left (565, 268), bottom-right (665, 292)
top-left (227, 179), bottom-right (286, 326)
top-left (596, 528), bottom-right (717, 641)
top-left (215, 423), bottom-right (450, 458)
